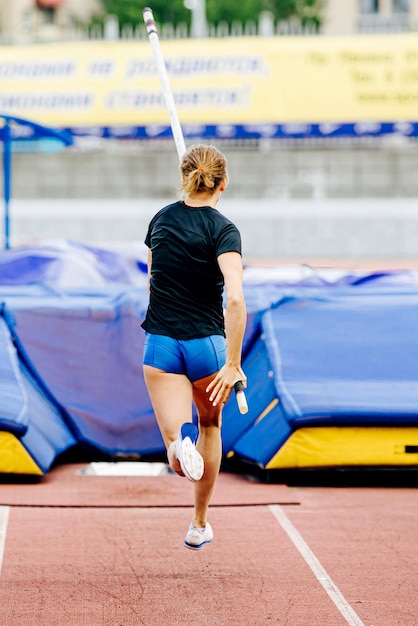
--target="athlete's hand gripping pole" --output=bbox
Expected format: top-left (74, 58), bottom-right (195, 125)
top-left (234, 381), bottom-right (248, 414)
top-left (143, 6), bottom-right (248, 414)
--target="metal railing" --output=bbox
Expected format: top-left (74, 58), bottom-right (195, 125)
top-left (2, 9), bottom-right (418, 45)
top-left (90, 12), bottom-right (320, 40)
top-left (12, 12), bottom-right (321, 44)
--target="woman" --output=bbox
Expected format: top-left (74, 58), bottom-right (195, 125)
top-left (142, 144), bottom-right (247, 550)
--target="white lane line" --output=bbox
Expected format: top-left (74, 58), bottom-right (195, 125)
top-left (269, 504), bottom-right (365, 626)
top-left (0, 506), bottom-right (10, 574)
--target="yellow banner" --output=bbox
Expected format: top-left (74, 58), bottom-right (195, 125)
top-left (0, 34), bottom-right (417, 128)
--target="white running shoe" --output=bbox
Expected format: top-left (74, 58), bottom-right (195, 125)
top-left (175, 423), bottom-right (204, 482)
top-left (184, 522), bottom-right (214, 550)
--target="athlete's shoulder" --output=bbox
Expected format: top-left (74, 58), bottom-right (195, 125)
top-left (149, 200), bottom-right (183, 224)
top-left (162, 200), bottom-right (183, 212)
top-left (209, 208), bottom-right (239, 232)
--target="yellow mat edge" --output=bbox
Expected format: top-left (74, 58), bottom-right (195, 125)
top-left (0, 431), bottom-right (43, 475)
top-left (267, 426), bottom-right (418, 469)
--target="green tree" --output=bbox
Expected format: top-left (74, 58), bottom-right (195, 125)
top-left (206, 0), bottom-right (302, 24)
top-left (94, 0), bottom-right (189, 28)
top-left (295, 0), bottom-right (325, 28)
top-left (205, 0), bottom-right (260, 25)
top-left (92, 0), bottom-right (323, 31)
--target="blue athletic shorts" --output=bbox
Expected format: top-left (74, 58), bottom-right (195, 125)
top-left (143, 333), bottom-right (226, 383)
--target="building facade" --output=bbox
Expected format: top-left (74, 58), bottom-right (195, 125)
top-left (0, 0), bottom-right (417, 43)
top-left (0, 0), bottom-right (102, 43)
top-left (325, 0), bottom-right (418, 34)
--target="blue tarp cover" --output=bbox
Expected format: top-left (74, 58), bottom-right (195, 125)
top-left (0, 307), bottom-right (77, 472)
top-left (263, 292), bottom-right (418, 425)
top-left (2, 287), bottom-right (163, 456)
top-left (0, 315), bottom-right (28, 436)
top-left (2, 241), bottom-right (418, 464)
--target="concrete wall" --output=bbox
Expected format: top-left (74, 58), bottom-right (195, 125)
top-left (9, 140), bottom-right (418, 201)
top-left (4, 141), bottom-right (418, 261)
top-left (8, 197), bottom-right (418, 263)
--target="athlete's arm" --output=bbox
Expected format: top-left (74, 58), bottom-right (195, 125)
top-left (206, 251), bottom-right (247, 407)
top-left (147, 248), bottom-right (152, 295)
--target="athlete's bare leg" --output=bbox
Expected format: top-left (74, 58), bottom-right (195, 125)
top-left (143, 365), bottom-right (193, 476)
top-left (143, 365), bottom-right (222, 527)
top-left (192, 373), bottom-right (223, 528)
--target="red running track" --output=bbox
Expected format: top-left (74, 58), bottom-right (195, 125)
top-left (0, 465), bottom-right (417, 626)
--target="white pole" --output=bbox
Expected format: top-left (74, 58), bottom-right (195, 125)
top-left (184, 0), bottom-right (207, 38)
top-left (142, 7), bottom-right (187, 160)
top-left (191, 0), bottom-right (207, 38)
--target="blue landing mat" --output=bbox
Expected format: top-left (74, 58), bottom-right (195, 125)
top-left (1, 288), bottom-right (164, 457)
top-left (0, 308), bottom-right (77, 473)
top-left (229, 290), bottom-right (418, 467)
top-left (2, 241), bottom-right (418, 469)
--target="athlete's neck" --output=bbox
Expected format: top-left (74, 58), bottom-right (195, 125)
top-left (184, 189), bottom-right (221, 209)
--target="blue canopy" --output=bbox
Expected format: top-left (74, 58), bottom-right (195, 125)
top-left (0, 114), bottom-right (73, 249)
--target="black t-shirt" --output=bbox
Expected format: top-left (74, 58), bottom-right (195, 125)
top-left (141, 200), bottom-right (242, 339)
